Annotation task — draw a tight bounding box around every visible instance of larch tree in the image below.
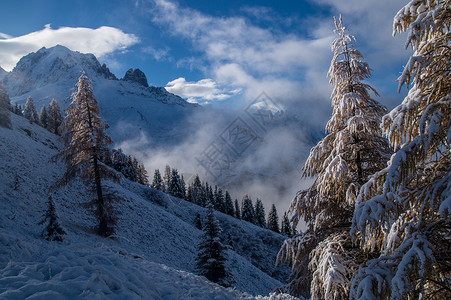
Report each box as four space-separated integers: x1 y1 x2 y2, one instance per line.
267 204 280 233
0 80 12 129
47 99 63 135
24 96 41 125
277 15 391 299
350 1 450 299
151 169 164 191
52 72 121 237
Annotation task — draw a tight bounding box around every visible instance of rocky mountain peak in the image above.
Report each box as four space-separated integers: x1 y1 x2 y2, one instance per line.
122 68 149 87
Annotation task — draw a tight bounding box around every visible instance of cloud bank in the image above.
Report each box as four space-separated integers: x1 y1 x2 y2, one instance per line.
0 24 139 71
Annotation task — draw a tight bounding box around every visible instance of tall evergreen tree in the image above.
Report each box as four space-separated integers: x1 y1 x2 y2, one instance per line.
47 99 63 135
277 16 391 299
281 212 292 237
0 80 12 129
52 72 121 237
39 196 66 242
163 165 171 191
39 105 48 128
196 204 233 287
151 169 164 191
267 204 280 233
13 103 23 116
180 174 186 199
351 2 451 299
213 186 225 213
254 198 266 228
168 169 184 199
24 96 41 125
189 175 205 206
234 199 241 219
241 194 255 224
195 212 203 230
224 191 234 216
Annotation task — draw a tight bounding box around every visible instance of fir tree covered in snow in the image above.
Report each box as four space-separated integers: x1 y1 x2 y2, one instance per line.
39 105 48 128
350 2 451 299
277 16 391 299
52 72 121 237
281 212 292 237
267 204 280 234
163 165 171 191
196 204 233 287
24 96 41 125
241 194 255 224
0 79 12 129
47 99 63 135
213 186 225 213
224 191 235 217
151 169 164 191
39 196 66 242
255 198 266 228
168 169 184 199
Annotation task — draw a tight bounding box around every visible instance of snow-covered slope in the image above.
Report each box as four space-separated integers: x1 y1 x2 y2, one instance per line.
0 114 292 298
2 45 199 145
0 66 6 80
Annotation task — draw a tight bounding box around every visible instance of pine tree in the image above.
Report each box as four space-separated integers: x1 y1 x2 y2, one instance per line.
52 72 121 237
213 186 225 213
24 96 41 125
234 199 241 219
241 194 255 224
39 105 48 128
151 169 164 191
0 80 12 129
254 198 266 228
277 16 391 299
180 174 186 199
267 204 279 233
163 165 171 191
281 212 292 237
351 2 451 299
195 212 203 230
196 204 233 287
168 169 184 198
224 191 235 216
47 99 63 135
189 175 205 206
13 103 23 116
39 196 66 242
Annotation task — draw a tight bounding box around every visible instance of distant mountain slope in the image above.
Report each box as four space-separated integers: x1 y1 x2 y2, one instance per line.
2 45 199 146
0 66 6 80
0 114 292 298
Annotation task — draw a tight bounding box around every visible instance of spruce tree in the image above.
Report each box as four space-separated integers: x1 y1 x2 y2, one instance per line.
163 165 171 191
47 99 63 135
224 191 234 216
39 105 48 128
241 194 255 224
39 196 66 242
195 212 203 230
213 186 225 213
13 103 23 116
0 80 12 129
234 199 241 219
267 204 279 233
52 72 121 237
351 2 451 299
196 204 233 287
151 169 164 191
254 198 266 228
168 169 184 198
24 96 41 125
281 212 292 237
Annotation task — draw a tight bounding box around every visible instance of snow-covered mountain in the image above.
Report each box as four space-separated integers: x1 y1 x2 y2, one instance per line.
2 45 198 145
0 113 294 298
0 66 6 80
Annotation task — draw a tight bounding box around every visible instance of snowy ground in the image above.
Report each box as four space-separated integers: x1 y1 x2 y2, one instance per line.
0 114 294 299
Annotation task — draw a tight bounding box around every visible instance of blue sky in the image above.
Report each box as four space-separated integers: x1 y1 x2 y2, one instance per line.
0 0 409 109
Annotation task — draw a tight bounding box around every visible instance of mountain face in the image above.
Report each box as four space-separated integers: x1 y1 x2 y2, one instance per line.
0 66 6 80
2 45 198 146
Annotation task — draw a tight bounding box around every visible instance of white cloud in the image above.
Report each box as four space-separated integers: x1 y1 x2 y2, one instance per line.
0 25 139 71
165 77 240 104
142 46 170 60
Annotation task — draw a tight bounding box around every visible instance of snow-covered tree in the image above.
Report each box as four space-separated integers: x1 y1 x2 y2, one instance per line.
13 103 23 116
168 169 184 199
39 105 48 128
277 15 391 299
241 194 255 224
0 80 12 129
350 2 451 299
255 198 266 228
24 96 41 125
52 72 121 237
281 212 292 237
47 99 63 135
196 204 233 287
224 191 235 216
39 195 66 242
151 169 164 191
267 204 280 233
213 186 225 213
163 165 171 191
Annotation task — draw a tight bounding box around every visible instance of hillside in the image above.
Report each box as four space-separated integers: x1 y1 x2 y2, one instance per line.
0 114 293 299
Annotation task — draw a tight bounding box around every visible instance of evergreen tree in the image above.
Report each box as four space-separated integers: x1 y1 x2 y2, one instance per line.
224 191 234 216
0 80 12 129
277 16 391 299
241 194 255 224
189 175 205 206
195 212 203 230
151 169 164 191
52 72 121 237
24 96 41 125
163 165 171 191
281 212 292 237
213 186 225 213
168 169 184 198
13 103 23 116
254 198 266 228
196 204 233 287
267 204 279 233
39 105 48 128
47 99 63 135
234 199 241 219
180 174 186 199
351 2 451 299
39 196 66 242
